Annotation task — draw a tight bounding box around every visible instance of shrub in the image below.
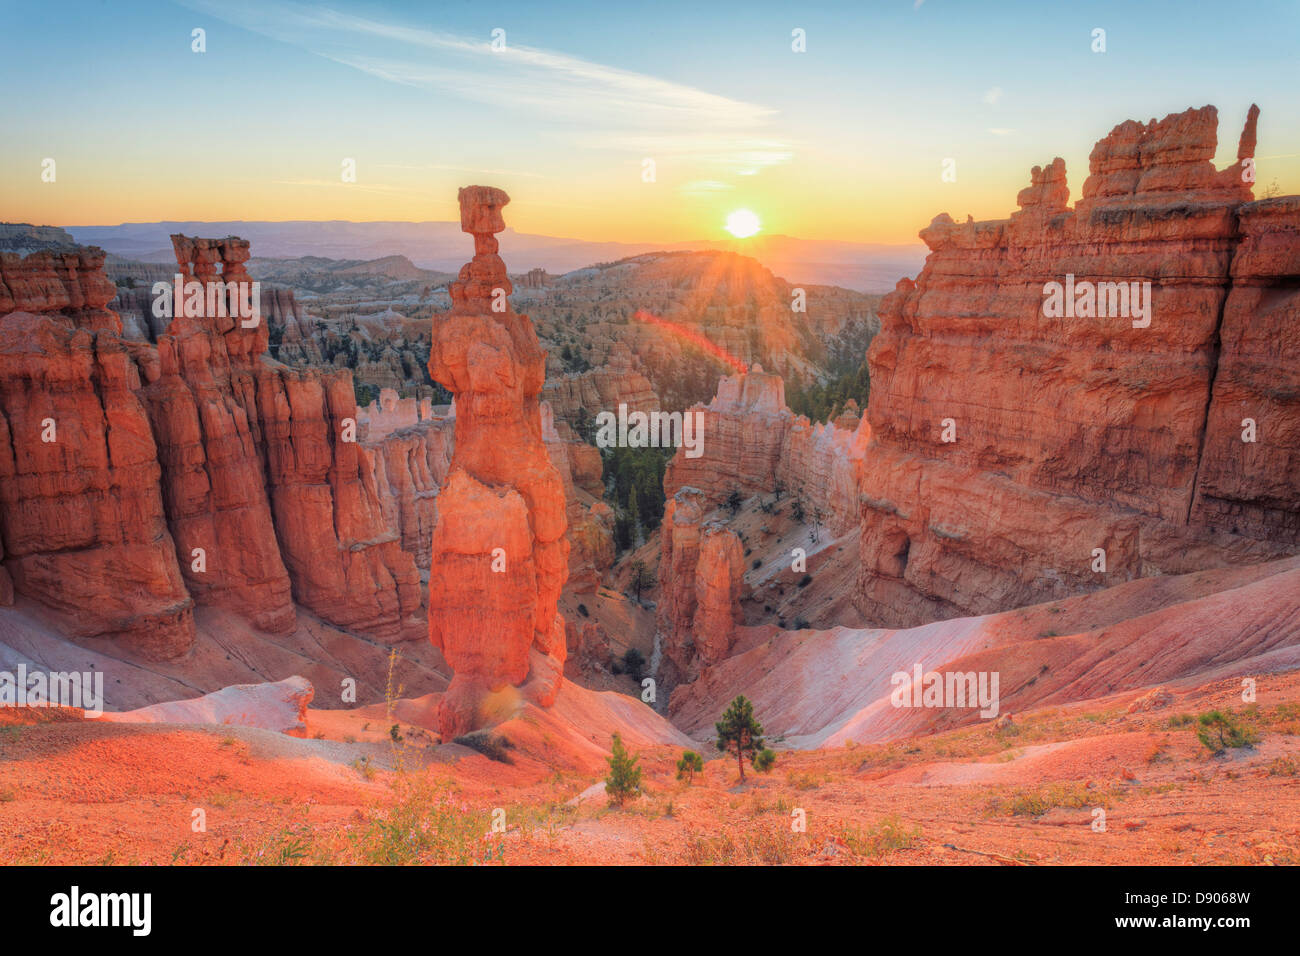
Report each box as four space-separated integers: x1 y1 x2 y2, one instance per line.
798 574 812 588
577 603 589 617
839 815 921 858
453 730 515 764
1196 710 1259 754
605 733 643 806
676 750 704 784
622 647 645 680
754 748 776 773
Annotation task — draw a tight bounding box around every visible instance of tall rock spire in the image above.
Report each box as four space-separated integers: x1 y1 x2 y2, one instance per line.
427 187 570 737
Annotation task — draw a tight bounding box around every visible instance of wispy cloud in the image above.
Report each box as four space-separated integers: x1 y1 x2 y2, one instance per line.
987 127 1016 136
184 0 788 173
982 86 1003 106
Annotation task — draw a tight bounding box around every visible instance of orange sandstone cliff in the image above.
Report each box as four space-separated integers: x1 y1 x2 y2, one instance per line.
856 104 1299 627
0 237 422 658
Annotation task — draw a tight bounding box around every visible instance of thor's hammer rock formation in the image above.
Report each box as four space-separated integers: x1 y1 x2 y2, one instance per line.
427 187 570 737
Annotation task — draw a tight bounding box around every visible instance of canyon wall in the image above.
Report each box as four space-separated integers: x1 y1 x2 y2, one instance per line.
656 487 745 693
356 387 436 441
541 402 616 592
363 413 454 572
356 395 612 589
657 367 866 691
0 248 195 657
664 364 869 536
426 187 570 737
541 341 659 429
0 238 422 658
855 105 1300 627
111 282 320 361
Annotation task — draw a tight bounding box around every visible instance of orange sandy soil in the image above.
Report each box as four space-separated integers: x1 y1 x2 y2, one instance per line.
1 672 1297 866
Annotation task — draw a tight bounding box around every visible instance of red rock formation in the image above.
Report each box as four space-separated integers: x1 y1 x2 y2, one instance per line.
0 236 423 654
565 619 613 672
665 365 788 502
144 235 421 640
0 247 120 332
261 287 323 365
255 363 422 638
542 341 659 429
541 401 614 591
856 105 1299 627
0 256 195 658
1191 195 1300 540
656 488 744 691
141 239 295 634
357 387 435 441
426 187 570 737
363 411 454 570
664 364 868 536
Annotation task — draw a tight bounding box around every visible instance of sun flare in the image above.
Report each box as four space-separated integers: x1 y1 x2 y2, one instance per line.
724 209 761 238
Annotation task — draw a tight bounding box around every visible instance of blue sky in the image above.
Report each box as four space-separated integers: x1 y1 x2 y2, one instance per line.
1 0 1296 242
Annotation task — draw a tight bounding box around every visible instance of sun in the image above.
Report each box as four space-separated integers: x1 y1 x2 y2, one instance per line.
724 209 761 238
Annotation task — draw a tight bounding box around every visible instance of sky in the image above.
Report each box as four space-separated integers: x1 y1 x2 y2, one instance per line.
1 0 1297 244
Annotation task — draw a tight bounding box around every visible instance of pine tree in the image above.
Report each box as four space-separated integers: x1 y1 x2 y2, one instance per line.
627 486 641 542
715 695 766 783
629 559 652 603
676 750 704 785
604 733 642 806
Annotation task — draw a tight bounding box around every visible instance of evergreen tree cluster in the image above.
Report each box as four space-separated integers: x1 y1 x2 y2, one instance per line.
559 343 592 374
785 313 877 424
785 355 871 424
601 445 672 552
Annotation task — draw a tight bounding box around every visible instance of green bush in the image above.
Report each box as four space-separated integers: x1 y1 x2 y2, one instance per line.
605 733 643 806
1196 710 1260 754
676 750 704 784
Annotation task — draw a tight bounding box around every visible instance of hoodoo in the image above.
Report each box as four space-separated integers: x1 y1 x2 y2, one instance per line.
426 187 571 738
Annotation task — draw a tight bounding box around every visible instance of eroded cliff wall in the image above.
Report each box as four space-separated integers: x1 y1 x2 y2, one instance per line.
0 238 422 657
855 105 1299 627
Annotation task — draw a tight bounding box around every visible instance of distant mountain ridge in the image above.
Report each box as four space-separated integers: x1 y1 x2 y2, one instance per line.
63 220 926 293
0 223 79 255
